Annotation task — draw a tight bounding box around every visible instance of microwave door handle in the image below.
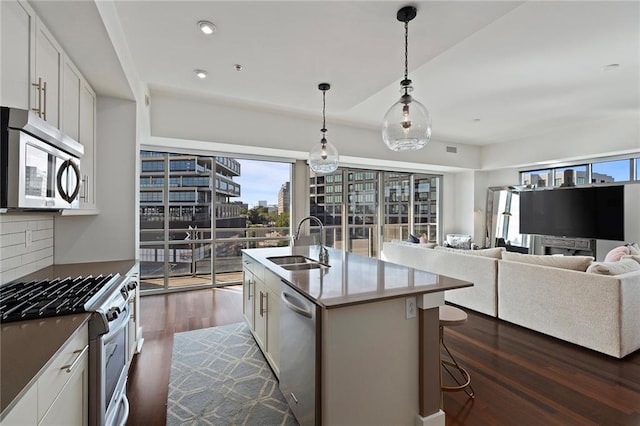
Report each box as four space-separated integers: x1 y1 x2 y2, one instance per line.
57 159 81 203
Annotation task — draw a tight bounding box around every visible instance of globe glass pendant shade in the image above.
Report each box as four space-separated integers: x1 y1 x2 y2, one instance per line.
309 138 339 174
382 92 432 151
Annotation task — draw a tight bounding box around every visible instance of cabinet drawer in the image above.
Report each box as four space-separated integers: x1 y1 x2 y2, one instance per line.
242 255 264 282
37 323 88 421
263 269 282 294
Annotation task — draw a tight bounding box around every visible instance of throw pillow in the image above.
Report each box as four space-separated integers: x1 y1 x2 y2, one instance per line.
419 234 429 244
627 243 640 256
604 246 630 262
445 234 472 249
502 252 594 272
622 254 640 264
407 234 420 243
586 258 640 275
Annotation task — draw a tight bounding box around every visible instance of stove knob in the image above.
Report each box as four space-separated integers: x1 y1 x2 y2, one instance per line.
127 281 138 291
106 307 119 322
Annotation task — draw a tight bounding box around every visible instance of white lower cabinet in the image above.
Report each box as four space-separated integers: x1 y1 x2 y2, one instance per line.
0 322 88 426
264 273 281 372
254 279 268 350
242 268 255 329
242 255 280 378
0 383 37 425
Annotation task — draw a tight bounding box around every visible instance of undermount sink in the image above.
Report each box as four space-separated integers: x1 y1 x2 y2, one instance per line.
267 255 330 271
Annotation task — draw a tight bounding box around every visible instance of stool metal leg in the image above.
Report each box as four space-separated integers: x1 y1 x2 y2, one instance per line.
440 327 475 399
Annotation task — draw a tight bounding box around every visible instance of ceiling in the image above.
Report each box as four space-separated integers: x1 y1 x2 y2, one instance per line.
32 1 640 148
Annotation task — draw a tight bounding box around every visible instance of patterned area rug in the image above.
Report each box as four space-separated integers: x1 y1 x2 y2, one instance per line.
167 322 298 425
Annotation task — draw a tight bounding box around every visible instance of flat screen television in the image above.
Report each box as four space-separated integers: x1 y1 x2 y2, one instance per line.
519 185 624 241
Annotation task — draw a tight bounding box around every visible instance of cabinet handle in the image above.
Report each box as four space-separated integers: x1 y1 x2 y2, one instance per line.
61 345 88 373
32 77 42 117
247 280 252 300
81 175 89 201
260 291 268 316
42 80 47 121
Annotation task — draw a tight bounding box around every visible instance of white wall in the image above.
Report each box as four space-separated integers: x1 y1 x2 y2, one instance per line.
54 97 137 264
148 88 482 173
481 113 640 170
0 214 54 284
454 171 475 238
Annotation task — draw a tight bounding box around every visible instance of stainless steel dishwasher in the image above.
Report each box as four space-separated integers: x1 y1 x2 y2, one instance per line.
280 282 320 426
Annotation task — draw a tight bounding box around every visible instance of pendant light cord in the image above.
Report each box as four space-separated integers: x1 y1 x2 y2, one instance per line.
321 89 327 135
404 20 409 82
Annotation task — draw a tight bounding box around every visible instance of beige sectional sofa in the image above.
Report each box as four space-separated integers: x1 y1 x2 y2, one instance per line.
498 255 640 358
381 241 502 317
382 241 640 358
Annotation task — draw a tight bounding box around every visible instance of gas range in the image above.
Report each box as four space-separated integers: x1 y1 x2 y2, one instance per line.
0 274 130 324
1 270 137 426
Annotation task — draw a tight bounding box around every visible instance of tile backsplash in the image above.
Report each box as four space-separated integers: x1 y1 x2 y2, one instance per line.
0 214 54 284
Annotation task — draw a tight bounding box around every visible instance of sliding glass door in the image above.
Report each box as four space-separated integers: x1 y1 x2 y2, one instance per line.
309 168 441 258
139 151 291 293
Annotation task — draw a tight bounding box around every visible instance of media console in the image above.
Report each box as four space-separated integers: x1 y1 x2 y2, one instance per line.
541 236 596 258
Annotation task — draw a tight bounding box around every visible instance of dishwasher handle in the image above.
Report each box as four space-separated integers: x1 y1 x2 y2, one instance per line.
281 291 313 318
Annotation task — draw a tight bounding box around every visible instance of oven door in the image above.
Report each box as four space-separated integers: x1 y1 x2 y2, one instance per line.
17 129 80 209
91 304 130 426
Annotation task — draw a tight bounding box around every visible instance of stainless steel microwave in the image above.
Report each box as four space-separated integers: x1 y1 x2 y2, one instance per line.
1 107 84 212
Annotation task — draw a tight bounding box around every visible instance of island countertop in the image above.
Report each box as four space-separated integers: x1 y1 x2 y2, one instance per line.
242 246 472 308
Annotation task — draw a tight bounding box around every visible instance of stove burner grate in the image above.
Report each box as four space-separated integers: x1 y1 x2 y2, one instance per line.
0 274 116 323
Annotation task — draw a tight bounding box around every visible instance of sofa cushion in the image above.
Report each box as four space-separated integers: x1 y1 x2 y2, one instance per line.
502 252 593 271
586 258 640 275
622 254 640 264
604 246 630 262
434 246 505 259
391 240 436 249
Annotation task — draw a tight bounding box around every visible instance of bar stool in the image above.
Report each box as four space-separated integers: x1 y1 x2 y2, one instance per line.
439 305 475 399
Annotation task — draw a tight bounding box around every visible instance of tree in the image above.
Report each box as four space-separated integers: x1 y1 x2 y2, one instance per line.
275 212 289 228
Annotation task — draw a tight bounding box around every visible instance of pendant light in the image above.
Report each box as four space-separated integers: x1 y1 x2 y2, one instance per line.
309 83 339 174
382 6 432 152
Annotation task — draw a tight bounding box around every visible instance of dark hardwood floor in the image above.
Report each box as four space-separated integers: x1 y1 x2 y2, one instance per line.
126 287 640 425
126 285 244 426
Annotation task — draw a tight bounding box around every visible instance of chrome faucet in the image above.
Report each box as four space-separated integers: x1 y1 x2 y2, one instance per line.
292 215 329 264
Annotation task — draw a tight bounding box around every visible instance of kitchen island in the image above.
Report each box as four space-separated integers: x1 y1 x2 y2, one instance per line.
242 246 472 426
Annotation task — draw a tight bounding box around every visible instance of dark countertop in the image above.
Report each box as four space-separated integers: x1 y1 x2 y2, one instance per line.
242 246 472 308
0 259 137 419
0 314 91 418
14 259 138 282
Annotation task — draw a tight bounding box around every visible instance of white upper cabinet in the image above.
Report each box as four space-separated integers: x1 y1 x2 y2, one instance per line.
78 81 96 209
33 18 63 128
0 0 35 109
1 0 99 213
62 58 81 141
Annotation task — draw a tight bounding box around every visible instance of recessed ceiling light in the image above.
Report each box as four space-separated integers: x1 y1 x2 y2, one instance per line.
603 63 620 71
472 118 481 122
198 20 216 35
194 69 208 79
234 64 243 71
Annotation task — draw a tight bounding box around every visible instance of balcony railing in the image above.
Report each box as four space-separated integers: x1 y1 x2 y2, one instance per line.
138 222 437 290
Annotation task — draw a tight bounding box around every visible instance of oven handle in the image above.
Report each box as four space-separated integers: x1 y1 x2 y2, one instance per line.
102 306 130 341
61 344 88 373
115 394 130 426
